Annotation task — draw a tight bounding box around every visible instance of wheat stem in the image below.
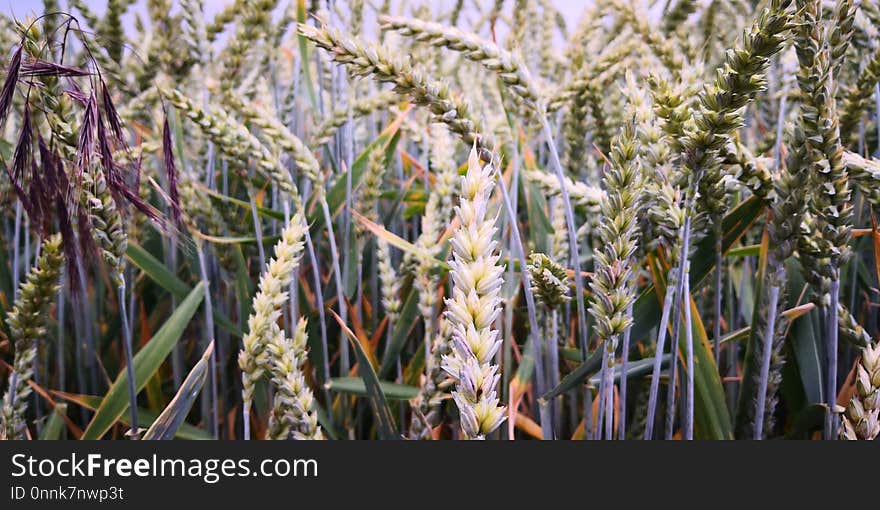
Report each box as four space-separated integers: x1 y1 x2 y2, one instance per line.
682 261 694 440
117 278 139 438
754 282 780 440
539 116 590 382
497 171 550 438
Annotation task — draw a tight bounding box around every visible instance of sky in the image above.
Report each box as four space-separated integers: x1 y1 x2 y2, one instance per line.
3 1 590 29
1 0 608 61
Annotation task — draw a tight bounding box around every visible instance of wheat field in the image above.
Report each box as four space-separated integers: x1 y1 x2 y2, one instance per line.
0 0 878 441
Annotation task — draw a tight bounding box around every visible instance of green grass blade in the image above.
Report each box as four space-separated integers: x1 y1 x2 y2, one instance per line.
127 243 241 337
195 184 286 221
327 377 419 400
784 403 826 439
193 232 280 246
332 311 399 439
539 347 604 402
127 242 190 296
587 355 671 385
735 227 769 438
682 293 733 439
353 210 450 270
142 342 214 440
295 0 320 110
377 287 419 379
38 403 68 440
786 259 824 405
54 392 212 440
81 283 205 439
525 180 552 254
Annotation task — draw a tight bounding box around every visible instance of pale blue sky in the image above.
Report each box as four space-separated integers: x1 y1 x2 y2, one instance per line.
2 0 607 56
3 1 591 27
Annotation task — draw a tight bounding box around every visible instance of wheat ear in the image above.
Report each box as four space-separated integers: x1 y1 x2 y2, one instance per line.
266 318 323 440
793 0 853 440
297 23 496 162
839 343 880 440
238 213 307 439
0 234 64 440
589 116 643 439
380 15 541 107
161 87 298 200
441 146 506 439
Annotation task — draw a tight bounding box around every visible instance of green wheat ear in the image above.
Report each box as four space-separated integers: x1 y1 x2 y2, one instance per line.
81 166 127 286
266 318 323 440
380 15 542 108
239 213 308 438
161 87 300 202
1 234 64 440
297 22 497 162
589 116 642 343
527 252 570 311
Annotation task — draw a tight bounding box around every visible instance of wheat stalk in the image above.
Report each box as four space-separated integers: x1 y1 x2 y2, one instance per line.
589 115 643 439
748 127 808 439
224 90 322 201
793 0 853 440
